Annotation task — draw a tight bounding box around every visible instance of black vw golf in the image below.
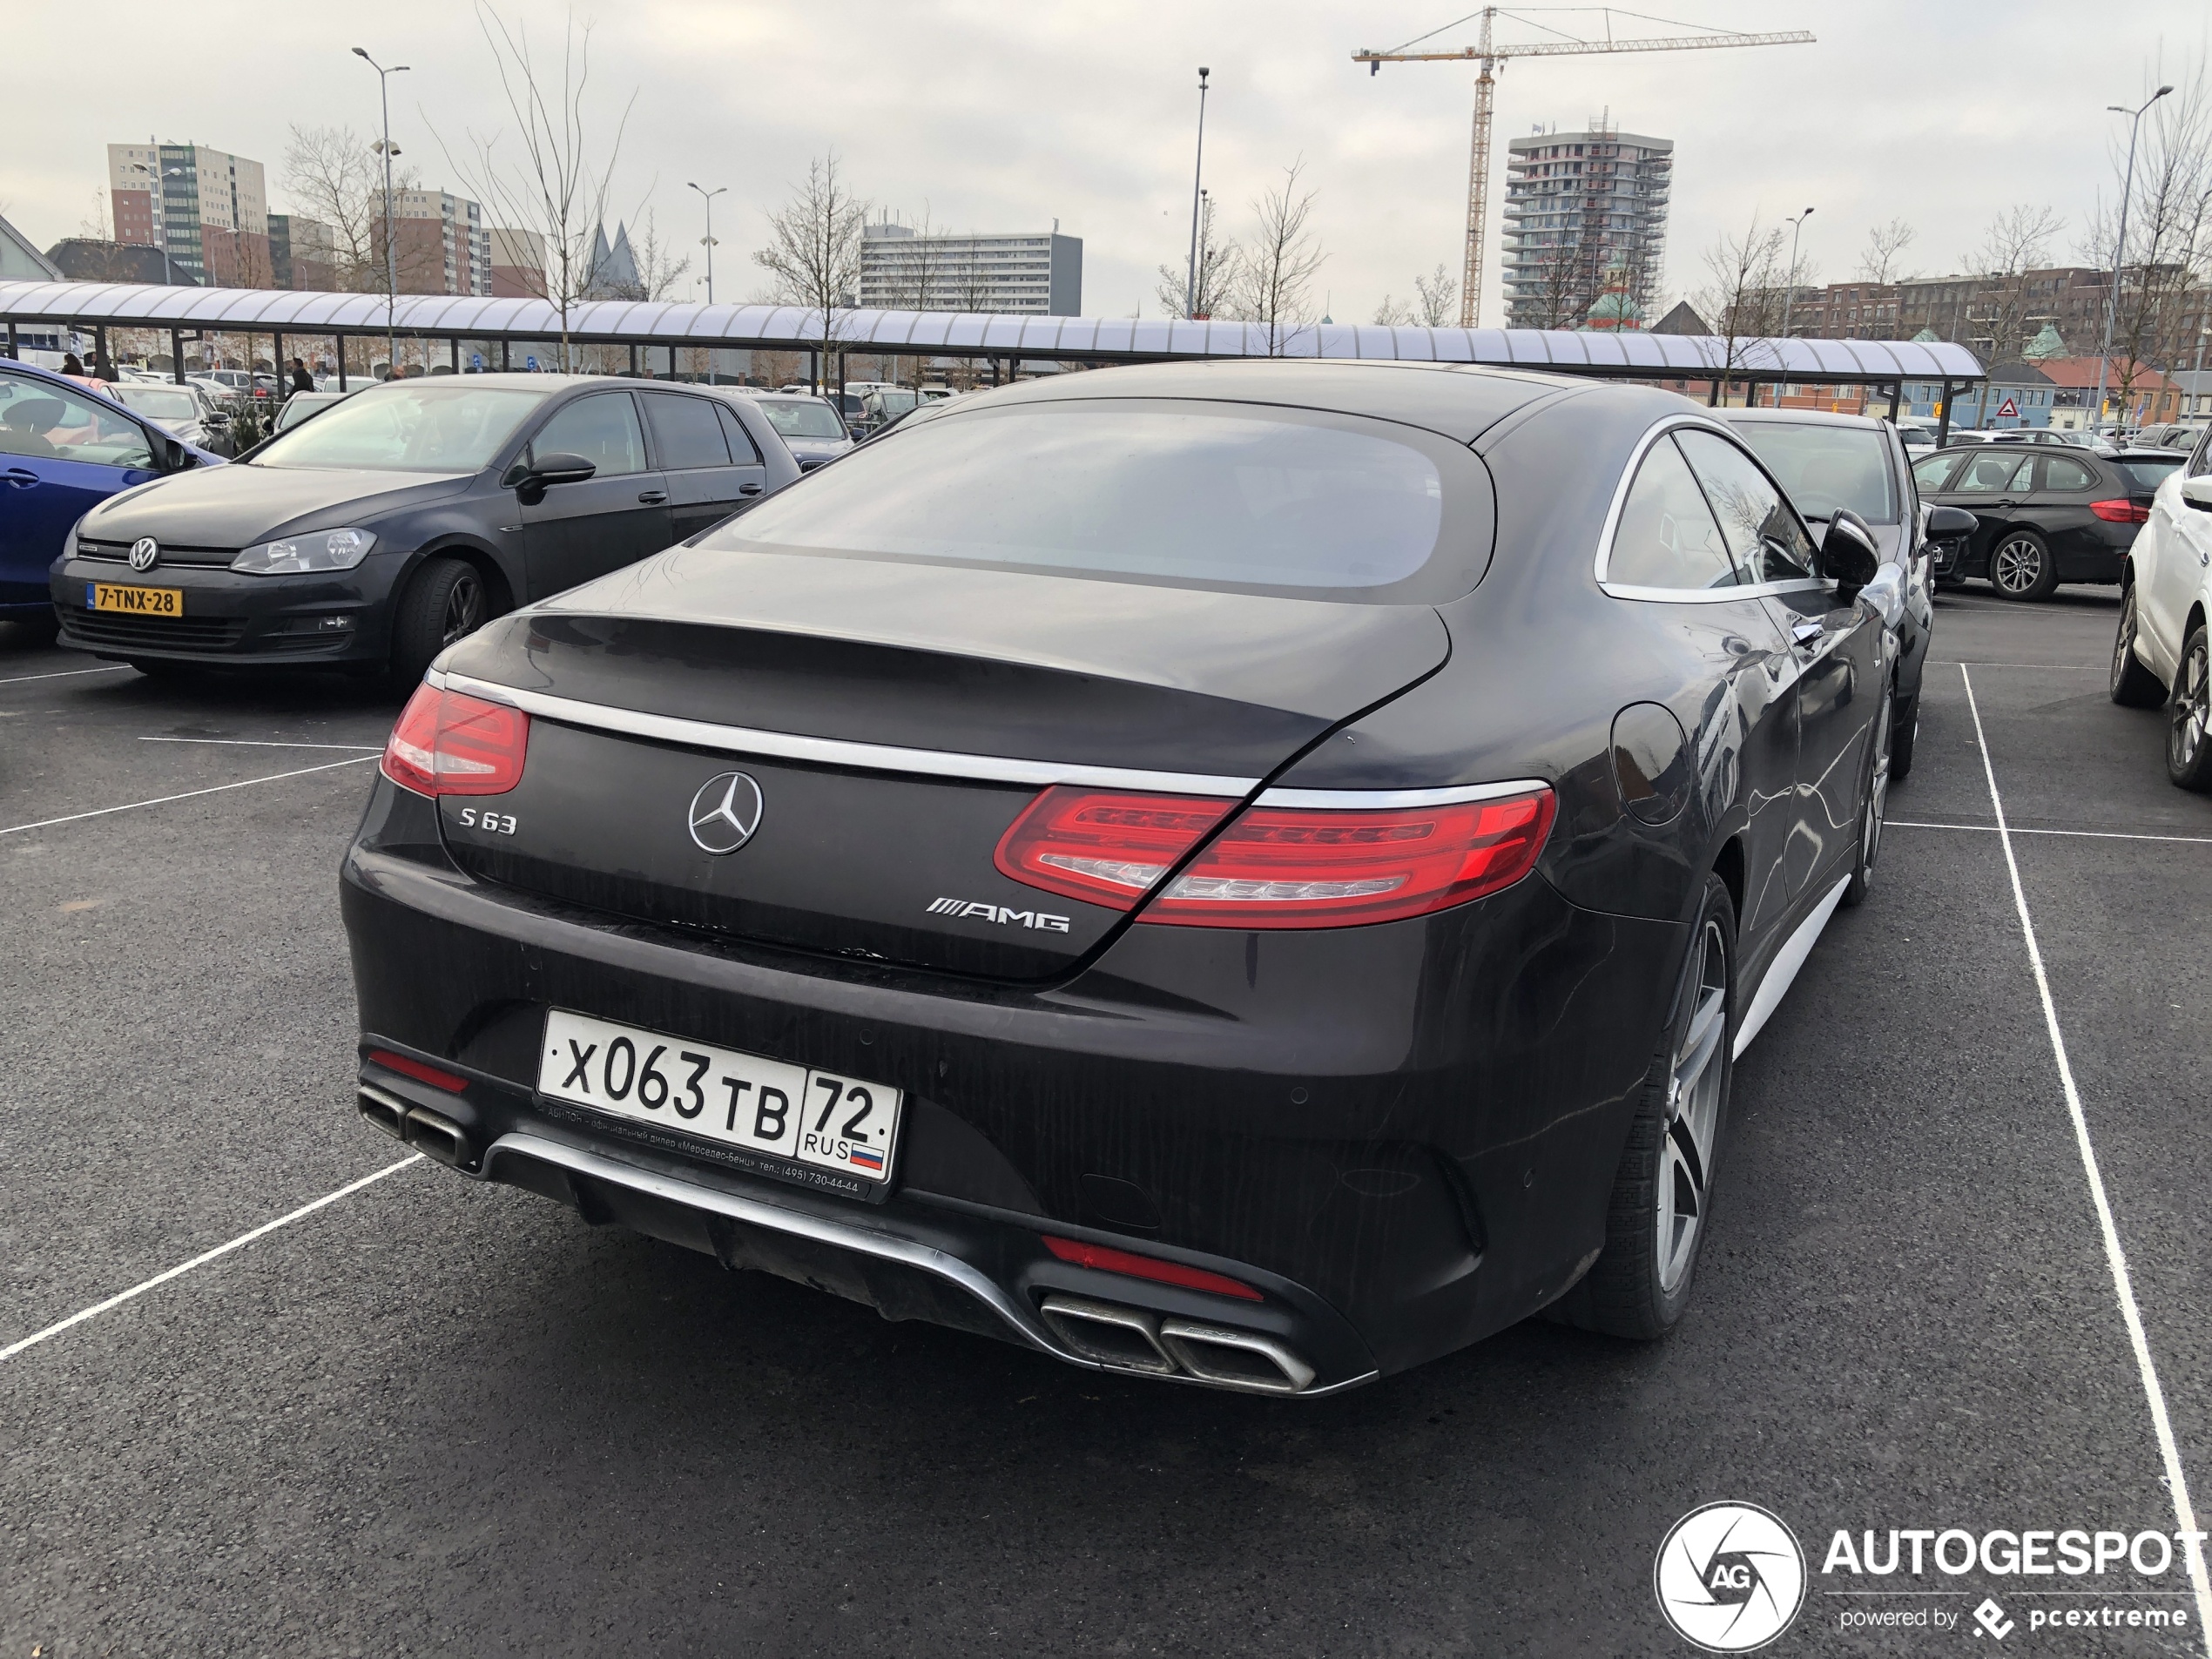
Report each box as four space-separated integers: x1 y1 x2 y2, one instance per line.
52 374 799 686
342 361 1894 1395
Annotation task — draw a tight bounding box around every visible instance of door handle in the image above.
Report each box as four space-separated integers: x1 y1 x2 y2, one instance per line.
637 489 668 504
738 483 763 496
1791 621 1824 646
3 468 37 488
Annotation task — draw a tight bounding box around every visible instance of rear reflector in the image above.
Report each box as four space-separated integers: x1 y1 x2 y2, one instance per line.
994 785 1556 928
2090 498 2151 523
1041 1235 1263 1301
381 685 529 797
368 1048 469 1093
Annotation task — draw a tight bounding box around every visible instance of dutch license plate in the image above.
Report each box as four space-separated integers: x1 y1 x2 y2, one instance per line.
87 581 184 617
536 1009 902 1189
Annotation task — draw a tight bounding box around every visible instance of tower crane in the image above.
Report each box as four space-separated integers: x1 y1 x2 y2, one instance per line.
1354 9 1815 327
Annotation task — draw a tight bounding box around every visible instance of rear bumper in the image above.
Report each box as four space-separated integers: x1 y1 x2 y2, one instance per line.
341 780 1683 1387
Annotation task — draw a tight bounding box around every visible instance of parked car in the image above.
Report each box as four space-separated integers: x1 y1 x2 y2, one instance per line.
343 361 1898 1395
52 374 799 686
101 381 233 455
1724 408 1966 779
854 386 920 435
2138 421 2206 452
273 388 356 433
1910 443 2182 599
2110 428 2212 790
0 357 225 634
737 392 853 469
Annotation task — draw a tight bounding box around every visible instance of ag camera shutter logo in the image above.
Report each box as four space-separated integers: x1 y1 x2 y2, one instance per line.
1655 1502 1807 1652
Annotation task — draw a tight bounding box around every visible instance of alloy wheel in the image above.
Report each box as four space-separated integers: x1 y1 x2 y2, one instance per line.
442 571 486 647
1992 536 2043 597
2114 590 2139 684
2175 639 2209 773
1656 918 1729 1294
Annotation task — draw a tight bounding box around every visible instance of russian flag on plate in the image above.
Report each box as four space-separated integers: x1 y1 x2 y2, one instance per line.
848 1144 885 1173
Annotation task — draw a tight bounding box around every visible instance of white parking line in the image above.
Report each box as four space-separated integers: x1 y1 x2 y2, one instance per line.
0 754 377 838
1928 661 2102 671
0 664 133 686
1890 820 2212 846
1961 663 2212 1649
139 736 384 752
0 1154 422 1364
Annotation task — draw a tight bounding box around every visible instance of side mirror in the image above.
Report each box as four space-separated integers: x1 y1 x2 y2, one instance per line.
1820 508 1880 598
2182 476 2212 514
1924 504 1978 540
504 450 596 503
162 437 191 471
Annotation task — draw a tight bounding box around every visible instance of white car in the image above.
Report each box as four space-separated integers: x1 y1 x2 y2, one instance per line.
2110 429 2212 789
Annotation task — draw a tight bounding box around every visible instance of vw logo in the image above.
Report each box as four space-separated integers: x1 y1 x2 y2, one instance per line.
686 771 764 855
128 537 160 572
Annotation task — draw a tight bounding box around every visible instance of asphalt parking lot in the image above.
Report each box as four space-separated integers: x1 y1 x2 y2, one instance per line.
3 589 2208 1656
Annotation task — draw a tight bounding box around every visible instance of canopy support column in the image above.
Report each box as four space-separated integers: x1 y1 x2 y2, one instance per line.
502 339 511 371
170 329 184 384
628 341 639 376
4 320 17 360
336 336 347 392
1936 381 1953 448
451 337 461 374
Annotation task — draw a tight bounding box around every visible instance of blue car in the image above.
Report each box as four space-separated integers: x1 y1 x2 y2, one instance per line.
0 357 225 631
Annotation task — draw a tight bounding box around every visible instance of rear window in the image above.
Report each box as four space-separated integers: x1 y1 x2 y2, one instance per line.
702 399 1487 602
2118 456 2182 492
758 400 847 439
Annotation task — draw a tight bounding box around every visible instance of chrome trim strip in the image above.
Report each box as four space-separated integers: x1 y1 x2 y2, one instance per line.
482 1131 1077 1360
1601 577 1830 605
1253 779 1548 810
439 672 1263 796
1732 873 1851 1059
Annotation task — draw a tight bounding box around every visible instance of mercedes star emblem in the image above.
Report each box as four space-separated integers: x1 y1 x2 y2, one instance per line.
128 537 160 572
686 770 764 855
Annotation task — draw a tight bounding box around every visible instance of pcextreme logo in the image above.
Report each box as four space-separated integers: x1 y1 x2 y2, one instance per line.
1655 1502 1809 1652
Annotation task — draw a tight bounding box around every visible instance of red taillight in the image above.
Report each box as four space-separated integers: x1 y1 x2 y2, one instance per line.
2090 498 2151 523
994 786 1238 908
993 785 1556 929
381 685 529 797
1041 1234 1263 1301
368 1049 469 1092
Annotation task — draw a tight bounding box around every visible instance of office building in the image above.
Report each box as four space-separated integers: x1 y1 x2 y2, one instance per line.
859 221 1082 315
1499 122 1671 330
107 140 270 287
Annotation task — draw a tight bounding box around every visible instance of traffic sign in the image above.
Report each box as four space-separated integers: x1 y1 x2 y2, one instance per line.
471 353 483 370
1995 395 2019 419
524 354 539 371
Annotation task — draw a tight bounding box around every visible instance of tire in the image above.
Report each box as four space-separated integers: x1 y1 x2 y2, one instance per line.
2110 583 2168 707
1988 529 2059 601
388 556 491 693
1889 691 1919 783
1553 873 1737 1340
2168 623 2212 792
1843 678 1893 908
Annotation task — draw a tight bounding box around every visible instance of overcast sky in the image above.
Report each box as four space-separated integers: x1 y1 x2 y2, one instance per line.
5 1 2207 329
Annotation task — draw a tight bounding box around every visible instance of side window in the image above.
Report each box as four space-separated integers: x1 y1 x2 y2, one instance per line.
1675 428 1817 583
2042 455 2096 492
1606 435 1742 590
530 393 644 477
1912 453 1965 492
642 392 732 471
0 374 153 469
713 401 763 465
2189 430 2212 479
1952 451 2036 495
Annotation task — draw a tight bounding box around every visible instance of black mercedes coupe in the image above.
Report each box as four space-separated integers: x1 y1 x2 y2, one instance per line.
341 361 1894 1396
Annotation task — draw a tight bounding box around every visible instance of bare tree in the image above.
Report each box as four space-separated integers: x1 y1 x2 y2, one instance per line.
1690 213 1790 398
752 153 869 391
1372 293 1416 326
886 204 946 314
1960 205 2062 422
627 210 691 301
1856 218 1918 285
1157 191 1238 319
1413 262 1458 327
435 2 636 371
1231 160 1327 354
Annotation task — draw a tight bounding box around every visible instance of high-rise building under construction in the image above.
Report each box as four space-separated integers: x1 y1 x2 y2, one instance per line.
1499 123 1672 330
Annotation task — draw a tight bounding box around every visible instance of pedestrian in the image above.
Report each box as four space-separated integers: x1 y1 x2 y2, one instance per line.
290 357 314 393
61 352 84 375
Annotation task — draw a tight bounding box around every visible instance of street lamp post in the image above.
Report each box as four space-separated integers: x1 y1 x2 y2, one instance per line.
2194 322 2210 417
1184 67 1211 320
1779 206 1814 338
353 47 410 380
688 182 726 306
2093 84 2173 435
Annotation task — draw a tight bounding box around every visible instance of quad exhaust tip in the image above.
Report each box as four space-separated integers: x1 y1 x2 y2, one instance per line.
1039 1294 1314 1395
358 1084 475 1170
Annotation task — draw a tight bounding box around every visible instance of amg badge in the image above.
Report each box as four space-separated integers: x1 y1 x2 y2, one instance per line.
927 898 1071 933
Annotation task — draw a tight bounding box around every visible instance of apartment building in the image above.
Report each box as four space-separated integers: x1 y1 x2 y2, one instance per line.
372 189 493 297
1499 123 1671 329
107 140 269 287
489 227 546 300
858 221 1082 315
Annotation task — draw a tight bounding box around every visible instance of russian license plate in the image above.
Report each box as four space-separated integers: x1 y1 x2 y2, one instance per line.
86 581 184 617
536 1009 902 1192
